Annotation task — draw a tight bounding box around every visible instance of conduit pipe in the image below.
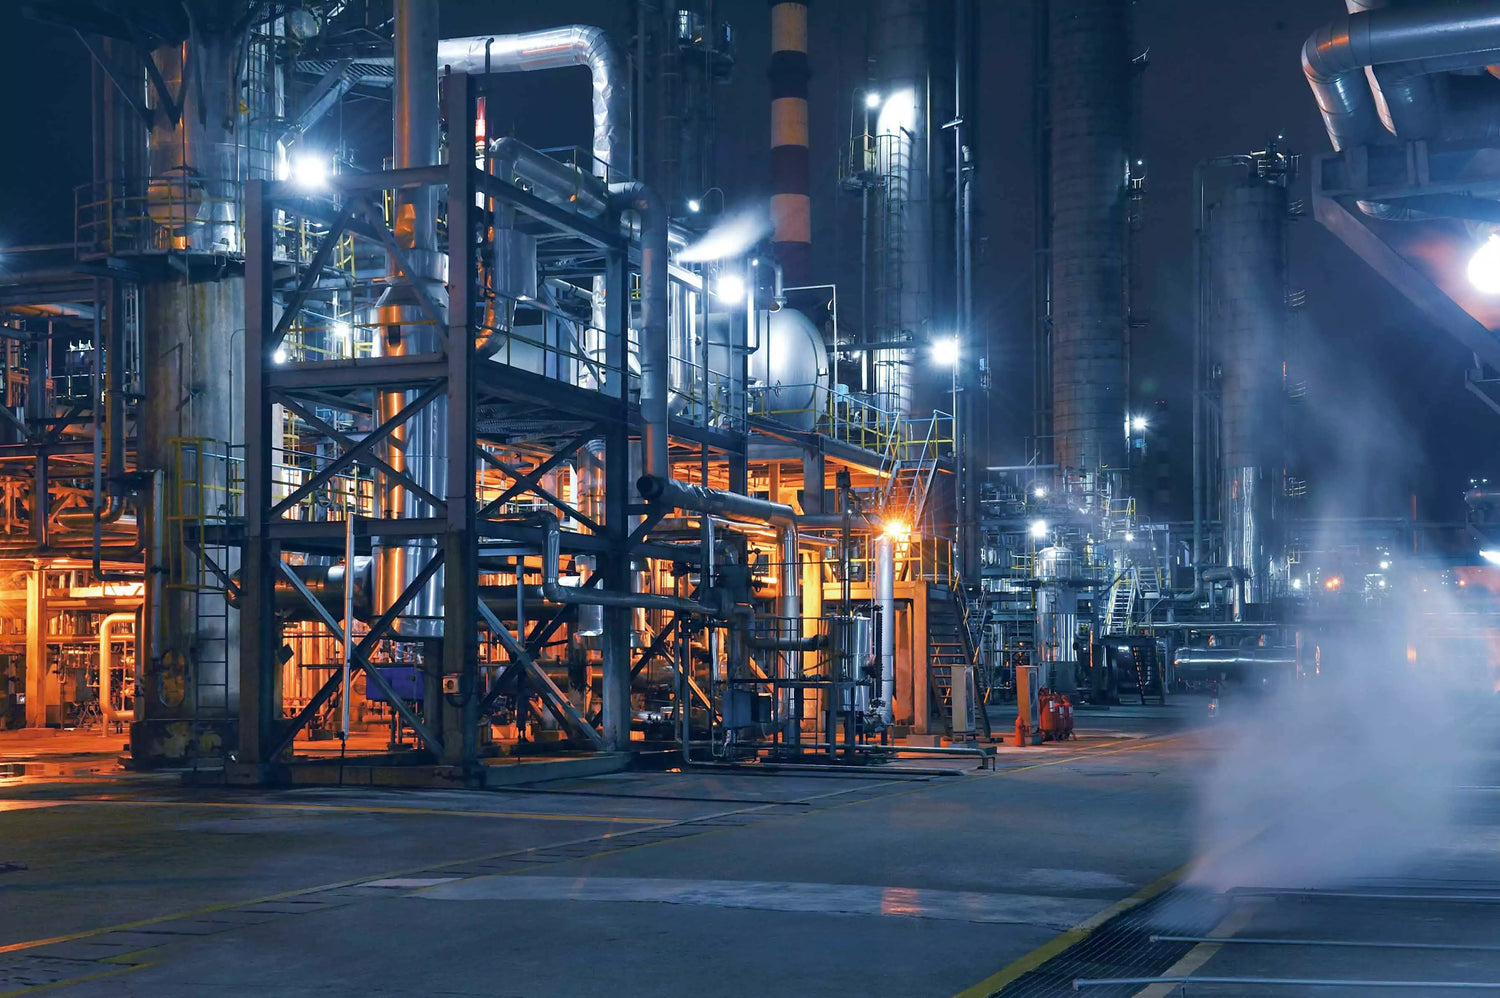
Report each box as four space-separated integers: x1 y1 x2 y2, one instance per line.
637 475 804 737
1303 1 1500 152
1172 565 1240 604
529 511 721 615
613 182 671 480
97 611 134 734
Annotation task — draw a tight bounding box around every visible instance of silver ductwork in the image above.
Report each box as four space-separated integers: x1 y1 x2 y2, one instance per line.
1303 0 1500 153
1049 0 1130 473
435 27 628 178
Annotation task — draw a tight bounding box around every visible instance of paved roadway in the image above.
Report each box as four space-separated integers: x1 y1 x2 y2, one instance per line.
0 698 1493 997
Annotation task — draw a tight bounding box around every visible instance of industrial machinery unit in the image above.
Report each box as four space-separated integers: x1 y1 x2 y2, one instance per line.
0 0 988 777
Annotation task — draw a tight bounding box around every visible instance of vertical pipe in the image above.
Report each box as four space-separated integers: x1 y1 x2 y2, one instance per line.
97 612 134 734
376 0 448 642
770 1 813 283
780 523 801 744
875 533 896 726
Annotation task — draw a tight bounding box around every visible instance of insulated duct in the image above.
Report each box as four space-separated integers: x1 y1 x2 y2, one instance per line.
430 27 627 178
1303 0 1500 152
1048 0 1130 473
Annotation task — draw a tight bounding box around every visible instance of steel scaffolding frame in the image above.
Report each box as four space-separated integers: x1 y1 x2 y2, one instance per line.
236 74 655 780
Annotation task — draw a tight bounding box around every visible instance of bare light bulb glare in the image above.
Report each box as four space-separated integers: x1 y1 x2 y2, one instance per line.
290 152 328 190
1029 519 1049 540
1131 415 1148 432
714 274 746 305
929 336 960 367
1469 235 1500 293
687 198 702 213
865 91 882 109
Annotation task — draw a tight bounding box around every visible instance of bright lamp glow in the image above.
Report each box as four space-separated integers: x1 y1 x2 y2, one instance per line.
877 89 917 138
929 336 960 367
687 198 702 213
1470 235 1500 294
273 347 288 364
1124 531 1135 543
1131 415 1149 432
1029 519 1049 540
1292 578 1303 590
714 274 746 305
290 152 328 189
865 91 882 109
1033 486 1047 499
882 519 910 541
1481 549 1500 566
331 320 351 340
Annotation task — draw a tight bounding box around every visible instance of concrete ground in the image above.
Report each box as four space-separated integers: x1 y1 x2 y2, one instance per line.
0 697 1493 997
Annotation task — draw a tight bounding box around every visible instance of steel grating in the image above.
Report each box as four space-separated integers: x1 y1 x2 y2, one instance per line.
989 887 1228 998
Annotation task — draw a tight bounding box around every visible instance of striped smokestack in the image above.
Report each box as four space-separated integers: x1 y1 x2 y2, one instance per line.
769 0 812 282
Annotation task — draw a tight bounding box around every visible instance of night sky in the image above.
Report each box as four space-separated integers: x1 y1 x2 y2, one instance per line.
0 0 1491 521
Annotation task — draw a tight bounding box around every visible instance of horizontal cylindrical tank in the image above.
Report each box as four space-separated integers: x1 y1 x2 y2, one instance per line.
748 307 830 431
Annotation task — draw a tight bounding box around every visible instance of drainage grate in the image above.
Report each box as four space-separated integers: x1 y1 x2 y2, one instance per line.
990 888 1228 998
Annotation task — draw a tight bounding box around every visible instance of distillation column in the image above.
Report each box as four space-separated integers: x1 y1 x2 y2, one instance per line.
769 1 812 283
134 18 278 761
871 0 931 415
1048 0 1130 475
1209 152 1290 612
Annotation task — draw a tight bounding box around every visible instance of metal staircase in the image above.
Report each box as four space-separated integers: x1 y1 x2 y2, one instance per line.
881 417 942 528
925 584 992 738
1105 570 1138 635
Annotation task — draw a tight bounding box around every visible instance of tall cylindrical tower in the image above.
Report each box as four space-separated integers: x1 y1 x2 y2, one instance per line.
871 0 931 415
1048 0 1130 474
769 0 812 282
1209 149 1291 610
134 14 280 758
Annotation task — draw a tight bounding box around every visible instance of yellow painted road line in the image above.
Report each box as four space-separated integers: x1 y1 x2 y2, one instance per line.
951 865 1186 998
1131 905 1259 998
0 782 913 959
0 961 153 998
29 797 661 824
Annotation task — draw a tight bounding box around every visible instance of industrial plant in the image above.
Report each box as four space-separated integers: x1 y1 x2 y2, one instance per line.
2 0 1500 994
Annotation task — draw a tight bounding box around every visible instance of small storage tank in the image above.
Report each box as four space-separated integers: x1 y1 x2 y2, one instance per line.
748 307 830 431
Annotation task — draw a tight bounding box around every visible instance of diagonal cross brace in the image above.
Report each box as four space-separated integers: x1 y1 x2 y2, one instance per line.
477 446 601 532
268 210 354 353
477 428 599 520
477 600 605 750
277 560 443 756
268 552 445 758
272 386 447 516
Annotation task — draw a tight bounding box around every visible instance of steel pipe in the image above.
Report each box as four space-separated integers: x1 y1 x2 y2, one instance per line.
613 183 670 479
528 510 719 615
1303 1 1500 151
96 611 134 734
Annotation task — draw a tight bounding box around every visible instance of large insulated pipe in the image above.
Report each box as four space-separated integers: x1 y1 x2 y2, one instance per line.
400 28 627 179
1303 0 1500 151
613 182 671 480
1049 0 1130 475
769 1 812 283
874 533 896 726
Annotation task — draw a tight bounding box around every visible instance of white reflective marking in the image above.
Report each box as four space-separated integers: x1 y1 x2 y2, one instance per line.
416 876 1108 928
